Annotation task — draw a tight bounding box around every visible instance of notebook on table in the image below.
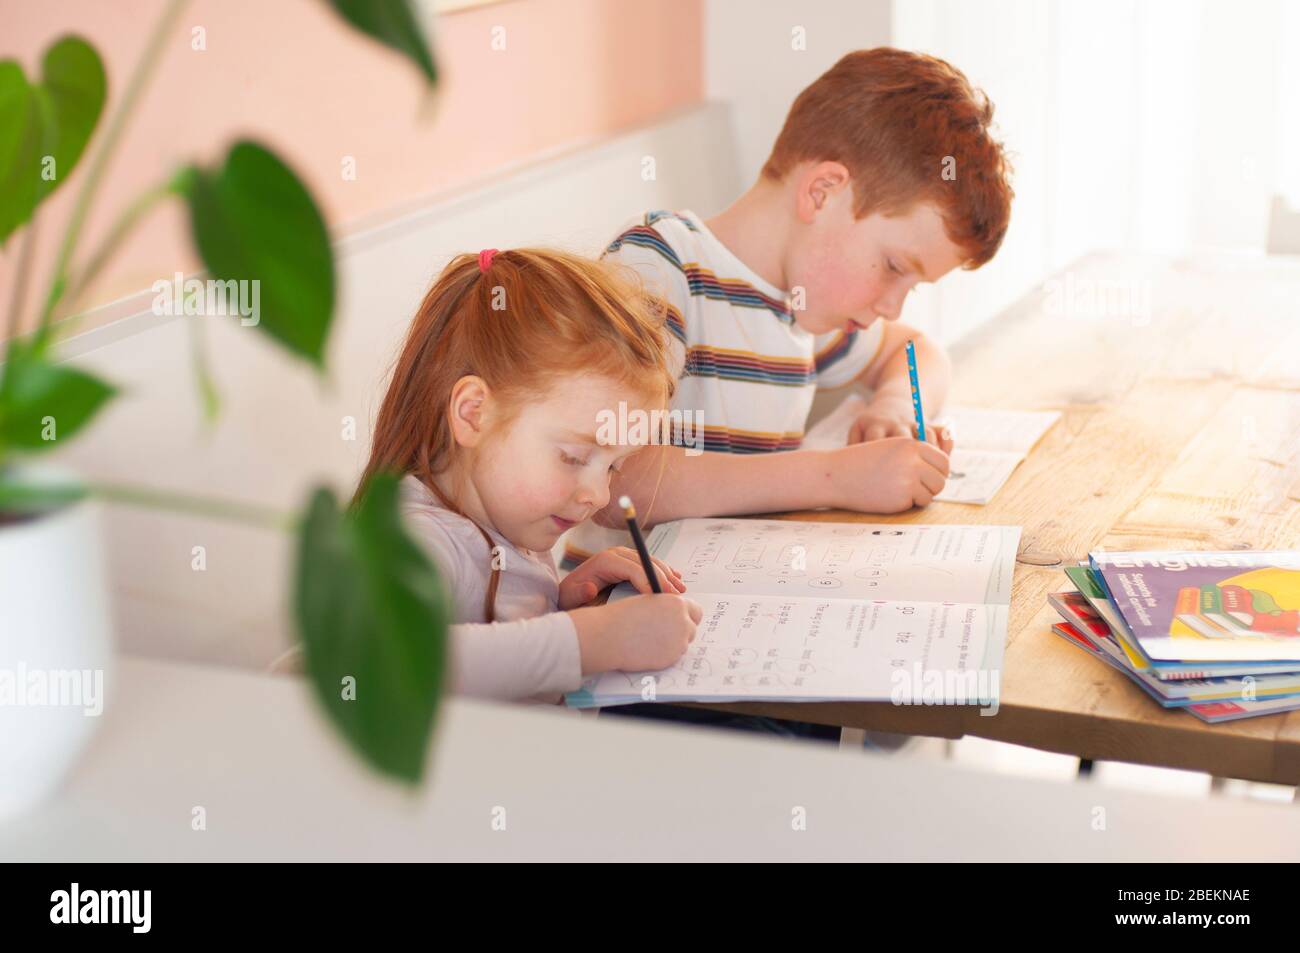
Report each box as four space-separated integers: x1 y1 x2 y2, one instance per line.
566 518 1022 709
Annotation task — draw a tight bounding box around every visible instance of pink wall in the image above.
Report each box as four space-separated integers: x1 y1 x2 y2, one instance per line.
0 0 704 333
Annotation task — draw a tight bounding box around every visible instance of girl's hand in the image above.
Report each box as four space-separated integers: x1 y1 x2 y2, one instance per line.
558 546 686 609
570 594 702 674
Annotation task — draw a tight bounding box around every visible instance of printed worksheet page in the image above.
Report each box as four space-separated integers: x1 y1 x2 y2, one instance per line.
566 520 1021 707
645 518 1019 606
570 594 1007 704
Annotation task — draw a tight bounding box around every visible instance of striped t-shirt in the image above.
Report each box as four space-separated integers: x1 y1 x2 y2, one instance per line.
563 209 885 569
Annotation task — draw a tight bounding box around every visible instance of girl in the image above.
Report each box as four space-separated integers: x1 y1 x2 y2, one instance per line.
357 248 701 704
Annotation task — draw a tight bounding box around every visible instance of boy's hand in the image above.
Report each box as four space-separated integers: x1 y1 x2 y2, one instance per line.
571 594 702 674
828 436 950 512
849 399 953 454
558 546 686 609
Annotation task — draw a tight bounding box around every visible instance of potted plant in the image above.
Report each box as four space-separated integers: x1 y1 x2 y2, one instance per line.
0 0 450 819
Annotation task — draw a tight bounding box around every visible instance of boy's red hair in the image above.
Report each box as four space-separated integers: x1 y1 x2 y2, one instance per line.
762 47 1013 268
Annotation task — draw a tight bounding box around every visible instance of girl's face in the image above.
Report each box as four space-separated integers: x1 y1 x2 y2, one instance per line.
461 373 660 553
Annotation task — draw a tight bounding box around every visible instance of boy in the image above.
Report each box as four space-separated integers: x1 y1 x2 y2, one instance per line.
567 47 1013 568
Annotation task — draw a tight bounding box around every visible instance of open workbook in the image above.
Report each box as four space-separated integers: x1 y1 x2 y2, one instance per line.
567 518 1022 708
801 395 1061 504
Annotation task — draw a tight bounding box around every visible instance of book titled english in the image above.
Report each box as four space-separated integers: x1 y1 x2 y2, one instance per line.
1091 550 1300 662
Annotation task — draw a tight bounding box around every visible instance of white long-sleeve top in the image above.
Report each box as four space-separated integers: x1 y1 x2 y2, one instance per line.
399 475 583 704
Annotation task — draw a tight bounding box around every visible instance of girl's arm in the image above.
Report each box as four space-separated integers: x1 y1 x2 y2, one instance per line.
404 500 584 700
452 598 700 698
448 614 583 700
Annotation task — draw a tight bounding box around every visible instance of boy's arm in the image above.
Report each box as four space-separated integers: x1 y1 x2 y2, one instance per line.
598 432 951 528
852 321 952 439
599 444 838 527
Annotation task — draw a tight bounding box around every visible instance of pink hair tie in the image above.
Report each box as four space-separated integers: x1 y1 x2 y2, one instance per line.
478 248 499 273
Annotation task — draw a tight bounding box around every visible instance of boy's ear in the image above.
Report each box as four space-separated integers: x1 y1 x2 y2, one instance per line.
448 375 492 448
795 161 852 223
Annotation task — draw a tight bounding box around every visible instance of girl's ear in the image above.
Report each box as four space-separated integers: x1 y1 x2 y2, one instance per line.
448 375 492 448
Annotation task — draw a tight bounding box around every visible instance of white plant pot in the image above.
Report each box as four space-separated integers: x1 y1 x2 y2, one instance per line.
0 479 114 819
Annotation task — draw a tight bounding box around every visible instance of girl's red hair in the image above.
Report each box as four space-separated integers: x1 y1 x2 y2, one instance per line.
357 248 675 505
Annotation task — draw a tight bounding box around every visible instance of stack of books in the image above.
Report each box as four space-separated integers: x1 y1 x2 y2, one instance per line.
1047 550 1300 723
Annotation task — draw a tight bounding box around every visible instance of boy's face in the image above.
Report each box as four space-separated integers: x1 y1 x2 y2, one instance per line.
786 198 969 336
469 374 659 553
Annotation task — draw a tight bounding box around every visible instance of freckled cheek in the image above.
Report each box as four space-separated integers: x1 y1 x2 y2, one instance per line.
515 466 578 519
808 260 878 315
840 270 887 314
477 461 553 524
797 264 838 317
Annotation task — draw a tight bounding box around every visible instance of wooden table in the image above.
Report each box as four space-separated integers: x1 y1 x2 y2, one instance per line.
710 251 1300 785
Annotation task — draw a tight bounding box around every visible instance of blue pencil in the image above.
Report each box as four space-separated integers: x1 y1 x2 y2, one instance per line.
905 339 926 442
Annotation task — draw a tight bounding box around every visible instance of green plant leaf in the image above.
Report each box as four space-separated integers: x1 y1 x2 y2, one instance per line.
295 473 449 784
0 36 106 244
0 63 40 243
179 141 335 368
0 341 116 454
325 0 437 85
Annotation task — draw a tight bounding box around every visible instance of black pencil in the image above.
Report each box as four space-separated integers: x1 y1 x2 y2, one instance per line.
619 495 661 594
